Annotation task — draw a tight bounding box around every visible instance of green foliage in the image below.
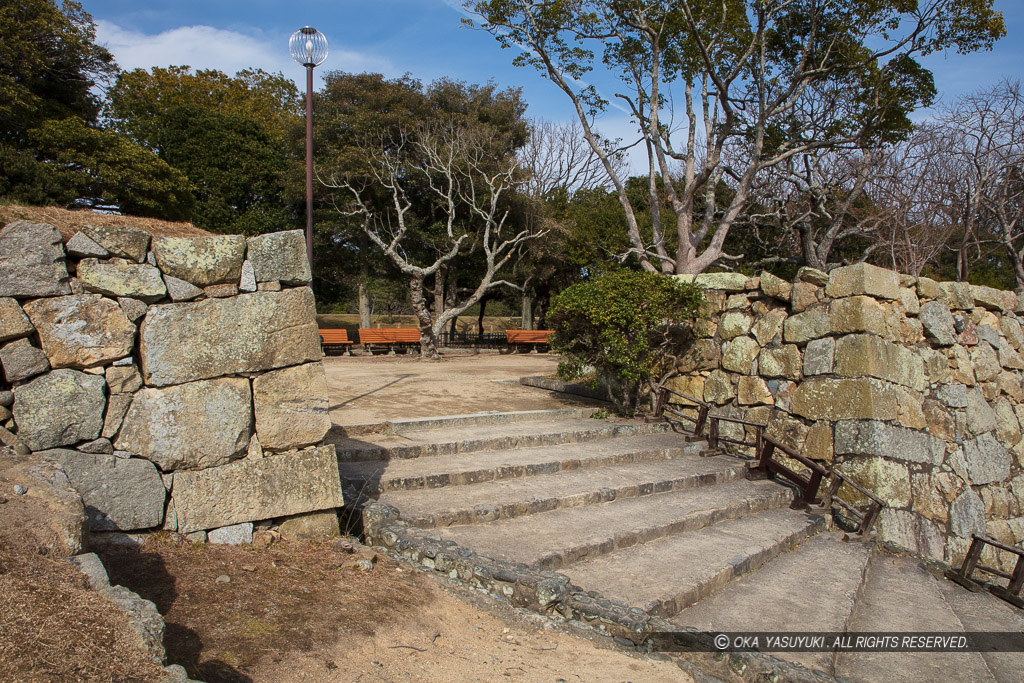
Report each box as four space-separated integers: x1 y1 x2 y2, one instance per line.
0 0 116 145
26 117 194 219
154 104 291 234
548 270 705 416
104 66 301 230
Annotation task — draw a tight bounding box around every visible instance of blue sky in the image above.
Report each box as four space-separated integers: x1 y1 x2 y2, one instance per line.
85 0 1024 148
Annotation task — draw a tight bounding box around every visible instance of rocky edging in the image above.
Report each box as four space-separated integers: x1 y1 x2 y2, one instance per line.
357 497 836 683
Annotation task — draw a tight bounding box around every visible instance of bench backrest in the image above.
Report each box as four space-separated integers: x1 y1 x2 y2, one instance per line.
506 329 553 344
319 329 352 344
358 328 421 344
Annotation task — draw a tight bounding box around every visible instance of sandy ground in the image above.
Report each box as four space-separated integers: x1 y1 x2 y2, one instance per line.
324 353 602 425
252 569 689 683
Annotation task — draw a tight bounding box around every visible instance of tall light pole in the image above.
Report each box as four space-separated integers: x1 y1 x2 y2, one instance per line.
289 26 328 278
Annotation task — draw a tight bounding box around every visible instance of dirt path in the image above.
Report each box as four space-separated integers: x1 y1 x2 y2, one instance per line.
324 353 602 425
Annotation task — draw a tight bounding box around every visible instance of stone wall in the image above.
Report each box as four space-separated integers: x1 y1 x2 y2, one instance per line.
670 265 1024 572
0 220 343 540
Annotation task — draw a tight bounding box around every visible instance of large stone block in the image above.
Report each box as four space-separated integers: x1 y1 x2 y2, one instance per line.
1000 317 1024 350
971 284 1014 312
170 445 344 533
0 338 50 382
965 387 997 435
139 288 320 386
721 336 760 374
825 263 900 300
737 376 773 405
919 300 957 346
151 235 247 287
783 306 829 344
834 334 925 391
76 258 166 303
971 343 1001 382
40 449 165 531
719 311 753 340
828 296 889 337
834 420 945 465
115 377 252 471
796 267 829 286
23 294 135 369
253 362 331 451
879 509 945 561
916 276 945 301
838 456 911 508
751 309 786 346
703 370 735 404
758 345 802 380
790 281 821 313
278 511 340 542
82 224 150 263
673 272 750 292
940 281 974 310
0 221 71 298
247 230 311 285
803 337 835 376
666 374 705 404
0 298 34 342
676 338 721 373
950 489 987 538
790 378 898 421
13 369 106 451
759 271 792 301
963 432 1011 485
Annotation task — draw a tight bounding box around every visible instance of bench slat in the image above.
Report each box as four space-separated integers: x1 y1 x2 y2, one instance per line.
359 328 421 344
506 330 553 344
318 329 352 344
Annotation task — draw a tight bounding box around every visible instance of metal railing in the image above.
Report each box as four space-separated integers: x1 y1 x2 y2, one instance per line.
437 332 508 348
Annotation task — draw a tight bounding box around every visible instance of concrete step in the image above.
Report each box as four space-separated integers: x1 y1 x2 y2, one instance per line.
562 508 827 618
671 532 874 675
334 408 595 436
836 553 998 682
432 477 795 570
380 455 747 529
340 431 708 493
934 566 1024 683
327 416 673 462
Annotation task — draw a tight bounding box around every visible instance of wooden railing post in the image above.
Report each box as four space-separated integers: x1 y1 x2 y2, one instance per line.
694 405 708 437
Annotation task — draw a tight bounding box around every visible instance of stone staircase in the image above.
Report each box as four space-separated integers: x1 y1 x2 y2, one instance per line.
331 409 1024 682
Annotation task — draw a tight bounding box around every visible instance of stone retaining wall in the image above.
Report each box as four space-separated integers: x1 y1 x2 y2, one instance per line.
670 265 1024 571
0 220 343 539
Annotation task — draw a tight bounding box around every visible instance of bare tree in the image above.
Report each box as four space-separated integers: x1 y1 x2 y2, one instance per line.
944 80 1024 287
750 147 885 271
471 0 1004 274
518 118 625 198
327 122 544 358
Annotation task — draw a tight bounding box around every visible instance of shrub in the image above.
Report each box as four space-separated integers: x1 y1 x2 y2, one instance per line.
548 270 705 416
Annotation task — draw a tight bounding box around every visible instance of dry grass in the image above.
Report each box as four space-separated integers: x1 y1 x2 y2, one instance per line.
0 468 165 682
97 535 432 682
0 202 212 241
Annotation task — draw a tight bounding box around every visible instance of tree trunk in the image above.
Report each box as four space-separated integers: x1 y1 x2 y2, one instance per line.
477 295 489 339
358 233 372 328
433 265 446 319
521 293 534 330
409 273 438 359
358 282 371 329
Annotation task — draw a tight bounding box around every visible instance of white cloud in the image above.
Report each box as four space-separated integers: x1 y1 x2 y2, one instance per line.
95 20 395 88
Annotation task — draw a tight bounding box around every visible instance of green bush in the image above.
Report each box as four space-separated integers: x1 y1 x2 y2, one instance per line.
548 270 705 416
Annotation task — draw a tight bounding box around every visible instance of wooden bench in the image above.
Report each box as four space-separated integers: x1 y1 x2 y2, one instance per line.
506 329 553 352
358 328 421 354
318 329 354 355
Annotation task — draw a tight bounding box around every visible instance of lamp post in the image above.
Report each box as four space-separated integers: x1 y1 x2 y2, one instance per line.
289 26 328 278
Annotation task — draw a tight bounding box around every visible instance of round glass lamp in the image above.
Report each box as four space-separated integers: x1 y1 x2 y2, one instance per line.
289 26 328 67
